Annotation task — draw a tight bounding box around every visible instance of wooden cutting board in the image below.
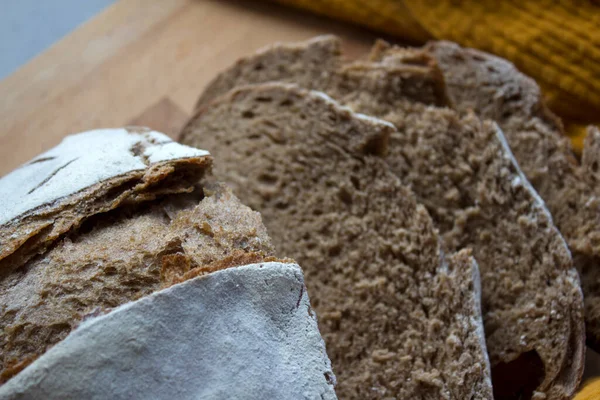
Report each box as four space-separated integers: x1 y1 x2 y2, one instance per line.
0 0 383 176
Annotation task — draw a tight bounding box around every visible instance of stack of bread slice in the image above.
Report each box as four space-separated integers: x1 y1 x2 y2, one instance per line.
183 83 493 399
180 36 588 400
0 35 593 400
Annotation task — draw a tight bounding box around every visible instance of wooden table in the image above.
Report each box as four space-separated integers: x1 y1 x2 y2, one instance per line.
0 0 384 177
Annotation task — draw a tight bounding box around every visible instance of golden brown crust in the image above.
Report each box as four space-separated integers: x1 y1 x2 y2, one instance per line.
0 129 212 276
0 355 39 384
172 252 293 285
0 182 274 381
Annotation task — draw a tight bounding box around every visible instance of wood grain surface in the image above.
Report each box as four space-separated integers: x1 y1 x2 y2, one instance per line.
0 0 381 176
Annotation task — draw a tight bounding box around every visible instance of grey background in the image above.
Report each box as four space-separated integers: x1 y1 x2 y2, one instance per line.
0 0 115 80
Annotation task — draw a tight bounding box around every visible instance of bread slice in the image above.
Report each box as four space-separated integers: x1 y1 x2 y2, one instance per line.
0 128 211 274
186 36 585 399
0 261 336 400
196 35 343 110
419 42 600 352
182 83 493 399
195 35 448 112
581 126 600 349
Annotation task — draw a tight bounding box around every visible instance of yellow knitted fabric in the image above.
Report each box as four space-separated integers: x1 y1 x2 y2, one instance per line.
575 379 600 400
273 0 600 153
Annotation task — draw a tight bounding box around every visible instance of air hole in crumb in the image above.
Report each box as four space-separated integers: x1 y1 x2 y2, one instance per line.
280 99 293 107
275 201 289 210
338 187 353 205
592 161 599 173
256 96 272 102
258 173 278 185
254 63 264 71
491 350 544 400
104 266 118 276
535 297 544 307
362 135 387 156
328 244 341 257
242 110 255 119
350 176 360 190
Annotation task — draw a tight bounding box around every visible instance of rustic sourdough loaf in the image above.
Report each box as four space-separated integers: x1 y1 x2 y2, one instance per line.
0 128 210 274
0 261 336 400
181 83 493 399
187 36 585 400
0 129 336 399
0 182 273 381
419 42 600 353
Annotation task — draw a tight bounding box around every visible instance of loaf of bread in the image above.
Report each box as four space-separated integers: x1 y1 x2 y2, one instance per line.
185 36 585 400
421 42 600 355
0 129 336 399
0 128 211 273
182 83 493 399
0 261 336 399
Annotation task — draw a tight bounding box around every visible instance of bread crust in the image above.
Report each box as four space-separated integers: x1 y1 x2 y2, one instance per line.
0 128 211 275
0 128 281 384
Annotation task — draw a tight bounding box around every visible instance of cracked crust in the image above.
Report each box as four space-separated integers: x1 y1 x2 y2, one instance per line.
0 128 211 275
0 182 276 382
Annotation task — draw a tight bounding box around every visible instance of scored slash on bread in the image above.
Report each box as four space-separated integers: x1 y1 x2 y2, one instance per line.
184 36 585 400
181 83 494 399
0 128 211 275
0 262 336 399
